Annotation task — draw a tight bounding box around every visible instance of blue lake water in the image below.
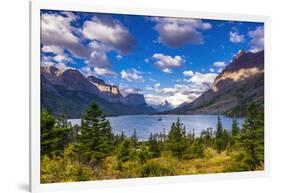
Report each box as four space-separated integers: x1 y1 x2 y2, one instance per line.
68 115 244 141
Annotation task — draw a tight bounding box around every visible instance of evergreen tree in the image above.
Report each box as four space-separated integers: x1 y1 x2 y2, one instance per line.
239 103 264 170
166 118 187 159
215 116 224 153
41 111 71 156
148 133 161 158
78 102 113 167
117 139 132 163
230 117 240 149
130 128 138 148
231 118 240 137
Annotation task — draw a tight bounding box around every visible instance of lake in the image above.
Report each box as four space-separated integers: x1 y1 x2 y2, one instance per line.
68 115 244 141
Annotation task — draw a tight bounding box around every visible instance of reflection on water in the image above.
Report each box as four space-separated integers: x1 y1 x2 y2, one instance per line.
69 115 244 141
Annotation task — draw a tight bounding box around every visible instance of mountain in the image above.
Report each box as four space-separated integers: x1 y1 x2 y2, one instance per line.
151 100 173 112
41 67 156 118
166 50 264 116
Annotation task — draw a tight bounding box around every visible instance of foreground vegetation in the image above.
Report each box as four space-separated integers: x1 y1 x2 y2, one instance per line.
40 102 264 183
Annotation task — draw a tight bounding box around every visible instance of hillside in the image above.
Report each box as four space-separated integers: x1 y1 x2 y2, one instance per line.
166 50 264 116
41 67 156 118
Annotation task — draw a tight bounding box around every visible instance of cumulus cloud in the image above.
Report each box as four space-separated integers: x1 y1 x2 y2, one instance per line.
94 67 117 77
186 72 218 90
213 61 227 67
229 31 245 43
41 12 90 59
41 45 64 55
183 70 194 77
41 12 137 78
152 53 185 73
121 69 144 82
248 26 264 52
82 15 135 55
152 17 212 47
120 87 142 96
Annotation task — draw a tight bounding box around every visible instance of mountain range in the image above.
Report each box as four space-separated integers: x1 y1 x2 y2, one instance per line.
41 66 156 118
41 50 264 118
164 50 264 116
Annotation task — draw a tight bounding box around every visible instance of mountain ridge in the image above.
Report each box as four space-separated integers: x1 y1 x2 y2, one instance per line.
163 50 264 116
41 66 156 118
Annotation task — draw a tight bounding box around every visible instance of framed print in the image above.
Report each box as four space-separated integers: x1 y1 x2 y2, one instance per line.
30 1 270 192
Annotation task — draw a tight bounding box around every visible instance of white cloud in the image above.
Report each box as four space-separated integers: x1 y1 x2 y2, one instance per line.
94 67 117 77
152 53 185 73
116 54 123 60
54 63 72 73
213 61 227 67
154 83 160 88
53 54 72 63
120 87 142 96
152 17 212 47
248 26 264 52
186 72 218 89
209 68 215 73
121 68 144 82
144 58 149 63
183 70 194 77
41 45 64 55
144 71 218 107
82 15 135 55
229 31 245 43
217 68 223 73
80 66 95 77
144 94 166 106
41 12 89 59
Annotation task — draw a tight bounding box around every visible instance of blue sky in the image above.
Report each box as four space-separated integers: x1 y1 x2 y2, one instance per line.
40 10 264 107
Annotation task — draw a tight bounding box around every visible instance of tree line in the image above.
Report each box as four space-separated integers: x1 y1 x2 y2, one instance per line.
41 102 264 183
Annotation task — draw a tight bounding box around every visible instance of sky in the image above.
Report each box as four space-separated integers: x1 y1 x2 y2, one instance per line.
40 10 264 107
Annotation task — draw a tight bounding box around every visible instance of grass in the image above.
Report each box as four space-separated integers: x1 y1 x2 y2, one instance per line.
88 148 240 180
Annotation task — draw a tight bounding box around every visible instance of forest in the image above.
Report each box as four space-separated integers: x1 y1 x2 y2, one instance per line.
40 102 264 183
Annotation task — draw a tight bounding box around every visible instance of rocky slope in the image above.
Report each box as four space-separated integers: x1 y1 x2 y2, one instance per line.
167 50 264 116
41 67 156 118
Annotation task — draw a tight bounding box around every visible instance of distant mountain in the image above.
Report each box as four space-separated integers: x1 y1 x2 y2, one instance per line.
151 100 173 112
41 67 156 118
165 50 264 116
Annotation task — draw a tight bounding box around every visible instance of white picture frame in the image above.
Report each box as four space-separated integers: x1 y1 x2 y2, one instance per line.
30 0 271 192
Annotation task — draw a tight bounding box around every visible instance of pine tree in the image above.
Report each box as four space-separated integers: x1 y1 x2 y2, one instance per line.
166 118 187 159
130 128 138 148
117 139 132 162
239 103 264 170
41 111 72 156
231 118 240 137
230 117 240 149
215 116 224 153
148 133 161 158
78 102 113 167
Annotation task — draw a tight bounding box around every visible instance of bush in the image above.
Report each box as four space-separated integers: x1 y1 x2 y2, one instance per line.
140 161 174 177
41 145 92 183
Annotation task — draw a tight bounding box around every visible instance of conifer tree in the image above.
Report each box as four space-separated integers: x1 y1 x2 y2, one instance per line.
41 111 72 156
78 102 113 167
215 116 224 153
230 117 240 148
148 133 161 158
239 103 264 170
166 118 187 158
131 128 138 148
